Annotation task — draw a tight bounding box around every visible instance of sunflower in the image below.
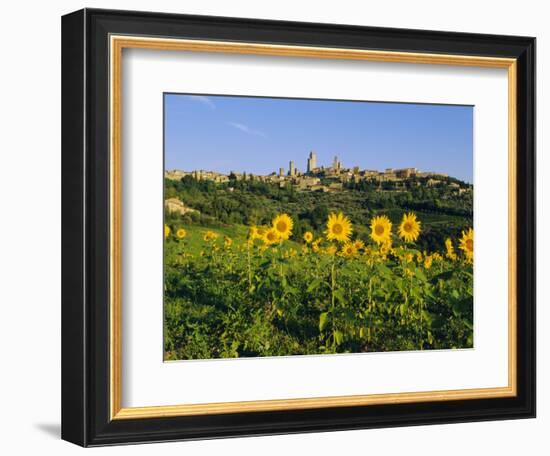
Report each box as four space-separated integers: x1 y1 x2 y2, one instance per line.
340 242 357 257
272 213 293 240
164 224 171 239
303 231 314 243
370 215 392 244
312 239 321 253
445 238 457 260
459 228 474 263
325 212 353 243
176 228 187 239
203 231 219 242
263 227 281 245
353 239 365 251
224 236 233 248
248 225 259 240
380 239 393 257
397 212 421 243
286 248 297 259
424 254 433 269
324 245 338 256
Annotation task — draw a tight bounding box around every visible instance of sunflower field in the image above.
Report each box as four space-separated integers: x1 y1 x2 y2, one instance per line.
164 211 474 360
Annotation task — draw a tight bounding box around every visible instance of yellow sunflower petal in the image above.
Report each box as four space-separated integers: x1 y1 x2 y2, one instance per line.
263 227 281 245
272 213 294 240
370 215 392 244
445 238 457 260
459 228 474 263
397 212 421 243
325 212 353 243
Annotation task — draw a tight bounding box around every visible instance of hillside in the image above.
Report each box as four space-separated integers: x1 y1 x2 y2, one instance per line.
165 175 473 252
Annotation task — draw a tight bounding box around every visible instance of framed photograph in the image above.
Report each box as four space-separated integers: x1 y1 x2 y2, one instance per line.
61 8 535 446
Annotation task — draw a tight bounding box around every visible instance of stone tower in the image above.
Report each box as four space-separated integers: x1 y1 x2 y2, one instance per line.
307 151 317 173
289 160 296 176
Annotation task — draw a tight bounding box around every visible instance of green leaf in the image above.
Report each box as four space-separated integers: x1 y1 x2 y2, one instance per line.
319 312 329 332
429 270 454 284
375 264 392 277
333 289 346 304
334 330 343 345
453 298 473 315
285 286 299 296
307 278 323 293
430 315 446 329
427 331 434 345
415 268 427 282
421 310 433 325
258 260 272 270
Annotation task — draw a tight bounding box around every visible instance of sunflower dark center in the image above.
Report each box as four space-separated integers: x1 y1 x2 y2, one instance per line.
276 221 287 232
375 225 384 235
403 222 412 232
333 223 343 234
466 239 473 251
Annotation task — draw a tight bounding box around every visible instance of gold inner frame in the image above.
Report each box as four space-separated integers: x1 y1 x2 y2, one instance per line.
109 35 518 420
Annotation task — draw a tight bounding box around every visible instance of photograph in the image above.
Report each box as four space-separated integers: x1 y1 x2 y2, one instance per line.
163 94 475 360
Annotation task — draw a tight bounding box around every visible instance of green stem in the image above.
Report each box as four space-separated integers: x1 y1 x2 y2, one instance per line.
330 260 337 349
331 261 336 312
247 242 252 293
279 240 285 281
419 299 423 350
367 277 373 342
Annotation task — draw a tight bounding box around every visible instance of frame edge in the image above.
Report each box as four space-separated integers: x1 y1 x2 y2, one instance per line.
61 8 88 448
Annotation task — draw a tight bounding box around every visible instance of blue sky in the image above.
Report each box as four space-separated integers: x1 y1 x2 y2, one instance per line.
164 94 473 183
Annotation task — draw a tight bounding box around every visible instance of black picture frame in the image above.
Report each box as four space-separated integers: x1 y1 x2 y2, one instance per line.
62 8 536 447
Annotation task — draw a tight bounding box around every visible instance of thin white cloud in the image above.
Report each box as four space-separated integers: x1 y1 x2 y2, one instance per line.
188 95 216 110
227 121 267 138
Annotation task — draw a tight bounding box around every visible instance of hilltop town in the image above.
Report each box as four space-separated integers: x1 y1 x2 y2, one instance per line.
165 151 470 194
